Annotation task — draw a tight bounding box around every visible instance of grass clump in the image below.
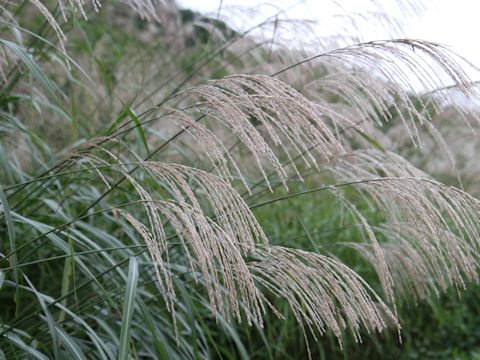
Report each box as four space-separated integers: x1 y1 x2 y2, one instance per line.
1 1 480 359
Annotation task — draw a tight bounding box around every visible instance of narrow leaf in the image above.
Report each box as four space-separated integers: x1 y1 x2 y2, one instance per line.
354 129 386 152
125 106 150 156
0 40 60 101
0 270 4 289
3 332 49 360
118 256 139 360
58 256 72 322
103 98 135 135
24 275 59 359
55 325 87 360
0 187 19 312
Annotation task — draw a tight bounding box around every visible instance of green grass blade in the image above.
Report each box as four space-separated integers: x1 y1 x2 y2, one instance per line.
55 325 87 360
118 256 139 360
0 40 61 101
0 187 19 313
0 270 4 289
222 322 250 360
103 101 149 156
3 332 49 360
52 301 112 360
103 100 134 135
136 298 173 359
24 275 59 359
68 236 79 311
287 198 321 253
125 106 150 157
58 256 72 322
354 129 386 152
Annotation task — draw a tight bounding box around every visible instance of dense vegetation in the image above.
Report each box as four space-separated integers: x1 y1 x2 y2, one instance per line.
1 1 480 359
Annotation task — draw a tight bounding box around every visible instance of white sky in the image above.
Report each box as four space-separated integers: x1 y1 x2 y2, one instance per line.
177 0 480 87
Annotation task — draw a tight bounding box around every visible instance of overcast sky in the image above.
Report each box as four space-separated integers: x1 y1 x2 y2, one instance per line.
177 0 480 87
